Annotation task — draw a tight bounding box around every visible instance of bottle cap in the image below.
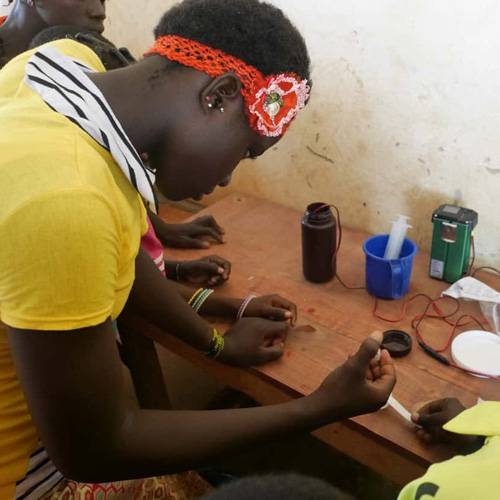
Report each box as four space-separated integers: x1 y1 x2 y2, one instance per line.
382 330 413 357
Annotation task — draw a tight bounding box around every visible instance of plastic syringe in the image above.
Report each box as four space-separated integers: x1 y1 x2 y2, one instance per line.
384 215 412 260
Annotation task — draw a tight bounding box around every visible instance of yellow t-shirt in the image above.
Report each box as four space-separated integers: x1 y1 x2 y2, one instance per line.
398 402 500 500
0 40 147 499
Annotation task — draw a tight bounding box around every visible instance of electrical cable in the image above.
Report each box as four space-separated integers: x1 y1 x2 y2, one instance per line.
324 204 499 380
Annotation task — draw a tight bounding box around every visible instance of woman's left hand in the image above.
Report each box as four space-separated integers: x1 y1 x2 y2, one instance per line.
156 216 225 249
179 256 231 286
243 294 298 326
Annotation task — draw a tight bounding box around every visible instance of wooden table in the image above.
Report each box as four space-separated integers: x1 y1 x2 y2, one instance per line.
145 194 500 485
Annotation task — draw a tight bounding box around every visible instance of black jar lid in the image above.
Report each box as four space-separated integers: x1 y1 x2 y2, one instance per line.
382 330 413 357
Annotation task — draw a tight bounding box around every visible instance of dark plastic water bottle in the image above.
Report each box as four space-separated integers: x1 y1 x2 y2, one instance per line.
302 202 337 283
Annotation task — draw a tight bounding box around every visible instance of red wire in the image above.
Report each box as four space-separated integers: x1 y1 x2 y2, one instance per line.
373 294 497 379
372 293 458 323
314 203 499 380
450 361 500 380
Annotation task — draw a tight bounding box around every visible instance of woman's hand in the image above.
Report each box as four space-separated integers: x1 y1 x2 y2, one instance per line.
412 398 483 453
156 216 225 249
309 331 397 422
219 318 289 366
178 256 231 286
243 295 298 326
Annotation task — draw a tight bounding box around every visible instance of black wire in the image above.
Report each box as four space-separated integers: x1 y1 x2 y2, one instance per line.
335 273 366 290
472 266 500 277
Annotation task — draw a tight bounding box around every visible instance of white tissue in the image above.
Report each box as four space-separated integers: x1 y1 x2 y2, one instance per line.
442 277 500 334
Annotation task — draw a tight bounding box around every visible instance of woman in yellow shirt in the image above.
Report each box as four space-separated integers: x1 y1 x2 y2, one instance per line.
0 0 397 498
2 0 227 251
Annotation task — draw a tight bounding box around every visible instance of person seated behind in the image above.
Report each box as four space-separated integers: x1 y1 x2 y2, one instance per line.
398 398 500 499
29 24 135 70
0 0 106 69
201 473 352 500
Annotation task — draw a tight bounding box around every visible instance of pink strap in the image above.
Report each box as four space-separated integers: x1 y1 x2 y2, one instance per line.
141 216 165 276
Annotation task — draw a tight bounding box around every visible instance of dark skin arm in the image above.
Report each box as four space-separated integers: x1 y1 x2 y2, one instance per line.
125 247 294 365
7 328 395 482
166 278 297 325
165 255 231 286
412 398 485 454
148 207 225 249
127 246 214 351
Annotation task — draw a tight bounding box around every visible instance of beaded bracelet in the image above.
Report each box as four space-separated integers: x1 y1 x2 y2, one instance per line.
192 288 214 313
200 328 225 360
237 294 257 320
188 288 204 306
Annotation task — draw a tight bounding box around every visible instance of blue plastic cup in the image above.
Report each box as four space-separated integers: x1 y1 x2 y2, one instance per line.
363 234 418 299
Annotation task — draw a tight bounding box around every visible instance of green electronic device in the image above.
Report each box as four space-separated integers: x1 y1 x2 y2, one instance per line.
430 205 478 283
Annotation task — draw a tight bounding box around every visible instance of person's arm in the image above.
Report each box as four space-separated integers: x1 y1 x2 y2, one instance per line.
165 255 231 286
126 247 294 365
125 246 214 351
160 278 297 323
412 399 485 454
148 207 225 249
8 326 395 483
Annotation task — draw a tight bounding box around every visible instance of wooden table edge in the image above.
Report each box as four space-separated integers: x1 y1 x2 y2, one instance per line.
128 314 426 486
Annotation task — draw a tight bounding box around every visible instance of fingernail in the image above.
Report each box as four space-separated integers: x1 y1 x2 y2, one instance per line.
202 242 210 248
370 330 383 343
411 412 419 422
285 312 292 317
218 267 224 274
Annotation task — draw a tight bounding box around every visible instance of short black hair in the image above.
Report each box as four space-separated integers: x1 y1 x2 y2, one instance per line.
201 474 349 500
154 0 311 84
28 25 135 70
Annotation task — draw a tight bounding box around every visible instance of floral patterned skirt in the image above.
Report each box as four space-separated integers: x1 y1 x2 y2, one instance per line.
40 471 211 500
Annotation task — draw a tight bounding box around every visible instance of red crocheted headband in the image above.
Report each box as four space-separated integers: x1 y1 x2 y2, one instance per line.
145 35 310 137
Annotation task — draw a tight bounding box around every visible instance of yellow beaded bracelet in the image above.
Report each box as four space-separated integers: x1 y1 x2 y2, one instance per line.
188 288 204 306
201 328 225 360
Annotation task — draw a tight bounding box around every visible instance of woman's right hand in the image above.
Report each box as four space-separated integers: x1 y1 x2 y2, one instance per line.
309 331 396 423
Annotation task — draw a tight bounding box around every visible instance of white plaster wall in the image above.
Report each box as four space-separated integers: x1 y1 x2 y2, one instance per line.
3 1 499 266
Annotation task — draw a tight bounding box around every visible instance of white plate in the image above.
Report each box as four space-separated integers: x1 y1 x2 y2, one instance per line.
452 331 500 378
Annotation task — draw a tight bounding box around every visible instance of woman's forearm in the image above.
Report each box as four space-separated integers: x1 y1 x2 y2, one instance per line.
124 247 213 351
9 319 336 484
90 393 330 482
147 206 170 238
165 277 242 318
